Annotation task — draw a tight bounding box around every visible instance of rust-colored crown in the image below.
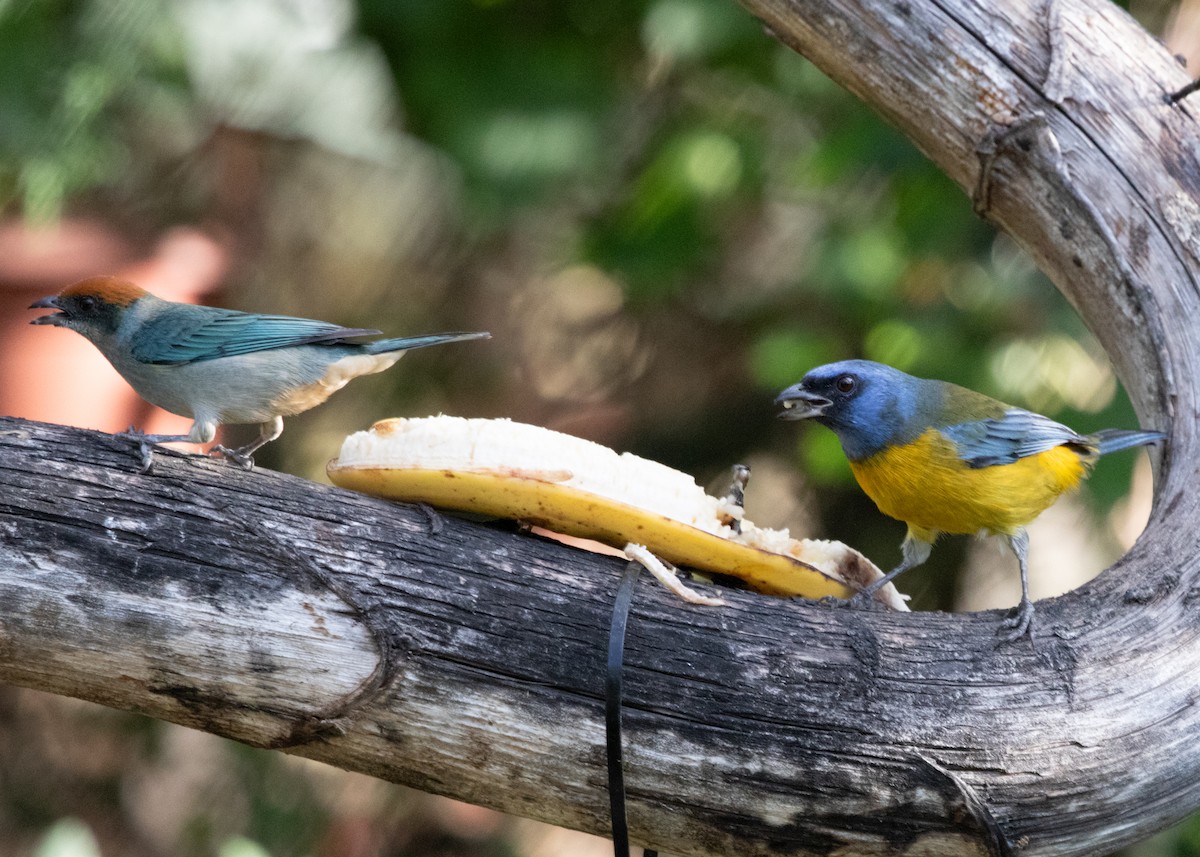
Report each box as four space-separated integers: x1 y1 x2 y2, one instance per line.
59 276 149 307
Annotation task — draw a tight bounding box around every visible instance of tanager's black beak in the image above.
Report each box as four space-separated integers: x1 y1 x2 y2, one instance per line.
775 384 831 420
29 296 66 326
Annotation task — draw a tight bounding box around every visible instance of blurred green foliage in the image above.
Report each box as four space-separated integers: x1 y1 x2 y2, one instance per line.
0 0 188 224
358 0 1144 529
0 0 1181 855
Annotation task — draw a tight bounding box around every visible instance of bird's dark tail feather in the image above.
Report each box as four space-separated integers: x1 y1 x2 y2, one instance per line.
1091 428 1166 456
364 331 491 354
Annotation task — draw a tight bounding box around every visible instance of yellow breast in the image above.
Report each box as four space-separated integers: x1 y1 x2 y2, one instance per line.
848 428 1090 539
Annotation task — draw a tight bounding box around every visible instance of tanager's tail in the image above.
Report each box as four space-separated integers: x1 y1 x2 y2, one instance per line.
365 331 490 354
1090 428 1166 456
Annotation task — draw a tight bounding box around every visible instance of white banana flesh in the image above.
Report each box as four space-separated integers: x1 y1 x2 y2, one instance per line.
329 416 907 611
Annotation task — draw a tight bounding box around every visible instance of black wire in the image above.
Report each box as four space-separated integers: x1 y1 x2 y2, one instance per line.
1168 77 1200 103
606 562 658 857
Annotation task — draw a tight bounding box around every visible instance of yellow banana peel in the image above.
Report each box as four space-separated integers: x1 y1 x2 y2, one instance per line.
328 416 906 611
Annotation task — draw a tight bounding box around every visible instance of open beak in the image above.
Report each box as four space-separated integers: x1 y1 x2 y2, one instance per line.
775 384 831 420
29 296 66 326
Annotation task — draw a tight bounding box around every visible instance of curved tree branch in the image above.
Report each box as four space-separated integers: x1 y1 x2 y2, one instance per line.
3 0 1199 855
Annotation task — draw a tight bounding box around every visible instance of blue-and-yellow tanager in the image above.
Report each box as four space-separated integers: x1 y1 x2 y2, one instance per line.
775 359 1164 640
30 276 489 470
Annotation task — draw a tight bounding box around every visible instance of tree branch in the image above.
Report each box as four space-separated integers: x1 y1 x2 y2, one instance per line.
4 0 1200 854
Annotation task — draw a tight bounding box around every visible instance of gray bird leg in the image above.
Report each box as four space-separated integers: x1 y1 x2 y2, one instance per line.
115 429 197 473
213 416 284 470
117 419 217 473
999 528 1035 644
849 533 933 607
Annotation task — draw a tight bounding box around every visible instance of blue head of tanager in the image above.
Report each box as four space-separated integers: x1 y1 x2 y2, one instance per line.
30 276 490 471
775 359 1164 641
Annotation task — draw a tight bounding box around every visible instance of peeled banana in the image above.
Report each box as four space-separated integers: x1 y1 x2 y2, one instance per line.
328 416 906 610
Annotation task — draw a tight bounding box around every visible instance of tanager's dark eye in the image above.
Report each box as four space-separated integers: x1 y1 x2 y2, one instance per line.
77 296 98 313
836 375 856 394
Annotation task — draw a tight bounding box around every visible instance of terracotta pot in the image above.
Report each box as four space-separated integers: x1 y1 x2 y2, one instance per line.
0 219 228 449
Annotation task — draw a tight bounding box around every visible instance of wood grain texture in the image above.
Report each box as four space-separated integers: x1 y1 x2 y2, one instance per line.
2 0 1199 855
729 0 1200 853
0 419 1043 857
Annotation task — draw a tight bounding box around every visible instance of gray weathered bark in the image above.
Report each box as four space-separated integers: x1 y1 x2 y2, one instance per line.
2 0 1199 854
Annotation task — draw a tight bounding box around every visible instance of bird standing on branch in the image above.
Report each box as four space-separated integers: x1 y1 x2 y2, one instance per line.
31 276 489 471
776 359 1164 642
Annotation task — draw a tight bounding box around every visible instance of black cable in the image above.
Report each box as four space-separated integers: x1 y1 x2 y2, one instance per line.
606 562 658 857
1168 77 1200 103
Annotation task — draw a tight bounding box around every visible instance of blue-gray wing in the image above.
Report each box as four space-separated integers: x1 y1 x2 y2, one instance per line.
130 307 381 365
941 408 1086 468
